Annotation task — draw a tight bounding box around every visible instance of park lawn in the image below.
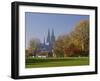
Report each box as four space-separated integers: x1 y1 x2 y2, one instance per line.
25 57 89 68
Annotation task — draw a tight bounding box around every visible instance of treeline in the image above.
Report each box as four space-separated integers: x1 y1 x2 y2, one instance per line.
53 20 89 57
26 20 89 58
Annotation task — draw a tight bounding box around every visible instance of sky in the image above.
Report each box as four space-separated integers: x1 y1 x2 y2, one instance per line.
25 12 89 49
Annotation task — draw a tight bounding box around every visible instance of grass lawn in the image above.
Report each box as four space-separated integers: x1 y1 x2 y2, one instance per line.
25 57 89 68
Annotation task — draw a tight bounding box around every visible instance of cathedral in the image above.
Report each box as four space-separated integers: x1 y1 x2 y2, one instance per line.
38 29 55 57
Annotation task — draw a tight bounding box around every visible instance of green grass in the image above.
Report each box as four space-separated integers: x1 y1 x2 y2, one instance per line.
25 57 89 68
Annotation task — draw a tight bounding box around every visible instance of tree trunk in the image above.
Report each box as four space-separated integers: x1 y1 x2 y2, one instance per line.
82 43 84 51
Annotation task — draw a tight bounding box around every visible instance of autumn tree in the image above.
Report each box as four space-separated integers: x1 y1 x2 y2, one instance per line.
71 20 89 56
29 38 41 57
54 36 65 57
54 20 89 57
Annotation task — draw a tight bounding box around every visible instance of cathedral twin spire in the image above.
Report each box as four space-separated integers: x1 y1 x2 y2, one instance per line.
44 29 55 45
43 29 55 56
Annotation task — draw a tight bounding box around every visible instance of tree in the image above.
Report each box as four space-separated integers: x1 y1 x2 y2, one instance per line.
29 38 41 57
25 48 33 58
53 36 64 57
53 20 89 57
72 20 89 54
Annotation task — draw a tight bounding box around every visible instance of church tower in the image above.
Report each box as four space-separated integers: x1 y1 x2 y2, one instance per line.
51 28 55 44
46 29 51 45
46 29 55 57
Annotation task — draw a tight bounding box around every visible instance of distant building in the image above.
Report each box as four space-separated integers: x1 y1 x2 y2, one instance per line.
35 29 55 57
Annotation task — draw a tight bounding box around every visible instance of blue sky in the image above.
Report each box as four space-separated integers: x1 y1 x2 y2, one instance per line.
25 12 89 48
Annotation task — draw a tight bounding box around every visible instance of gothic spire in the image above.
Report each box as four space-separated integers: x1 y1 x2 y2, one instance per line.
51 28 55 43
47 29 51 43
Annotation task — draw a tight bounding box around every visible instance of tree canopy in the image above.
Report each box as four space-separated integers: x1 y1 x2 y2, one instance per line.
54 20 89 57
